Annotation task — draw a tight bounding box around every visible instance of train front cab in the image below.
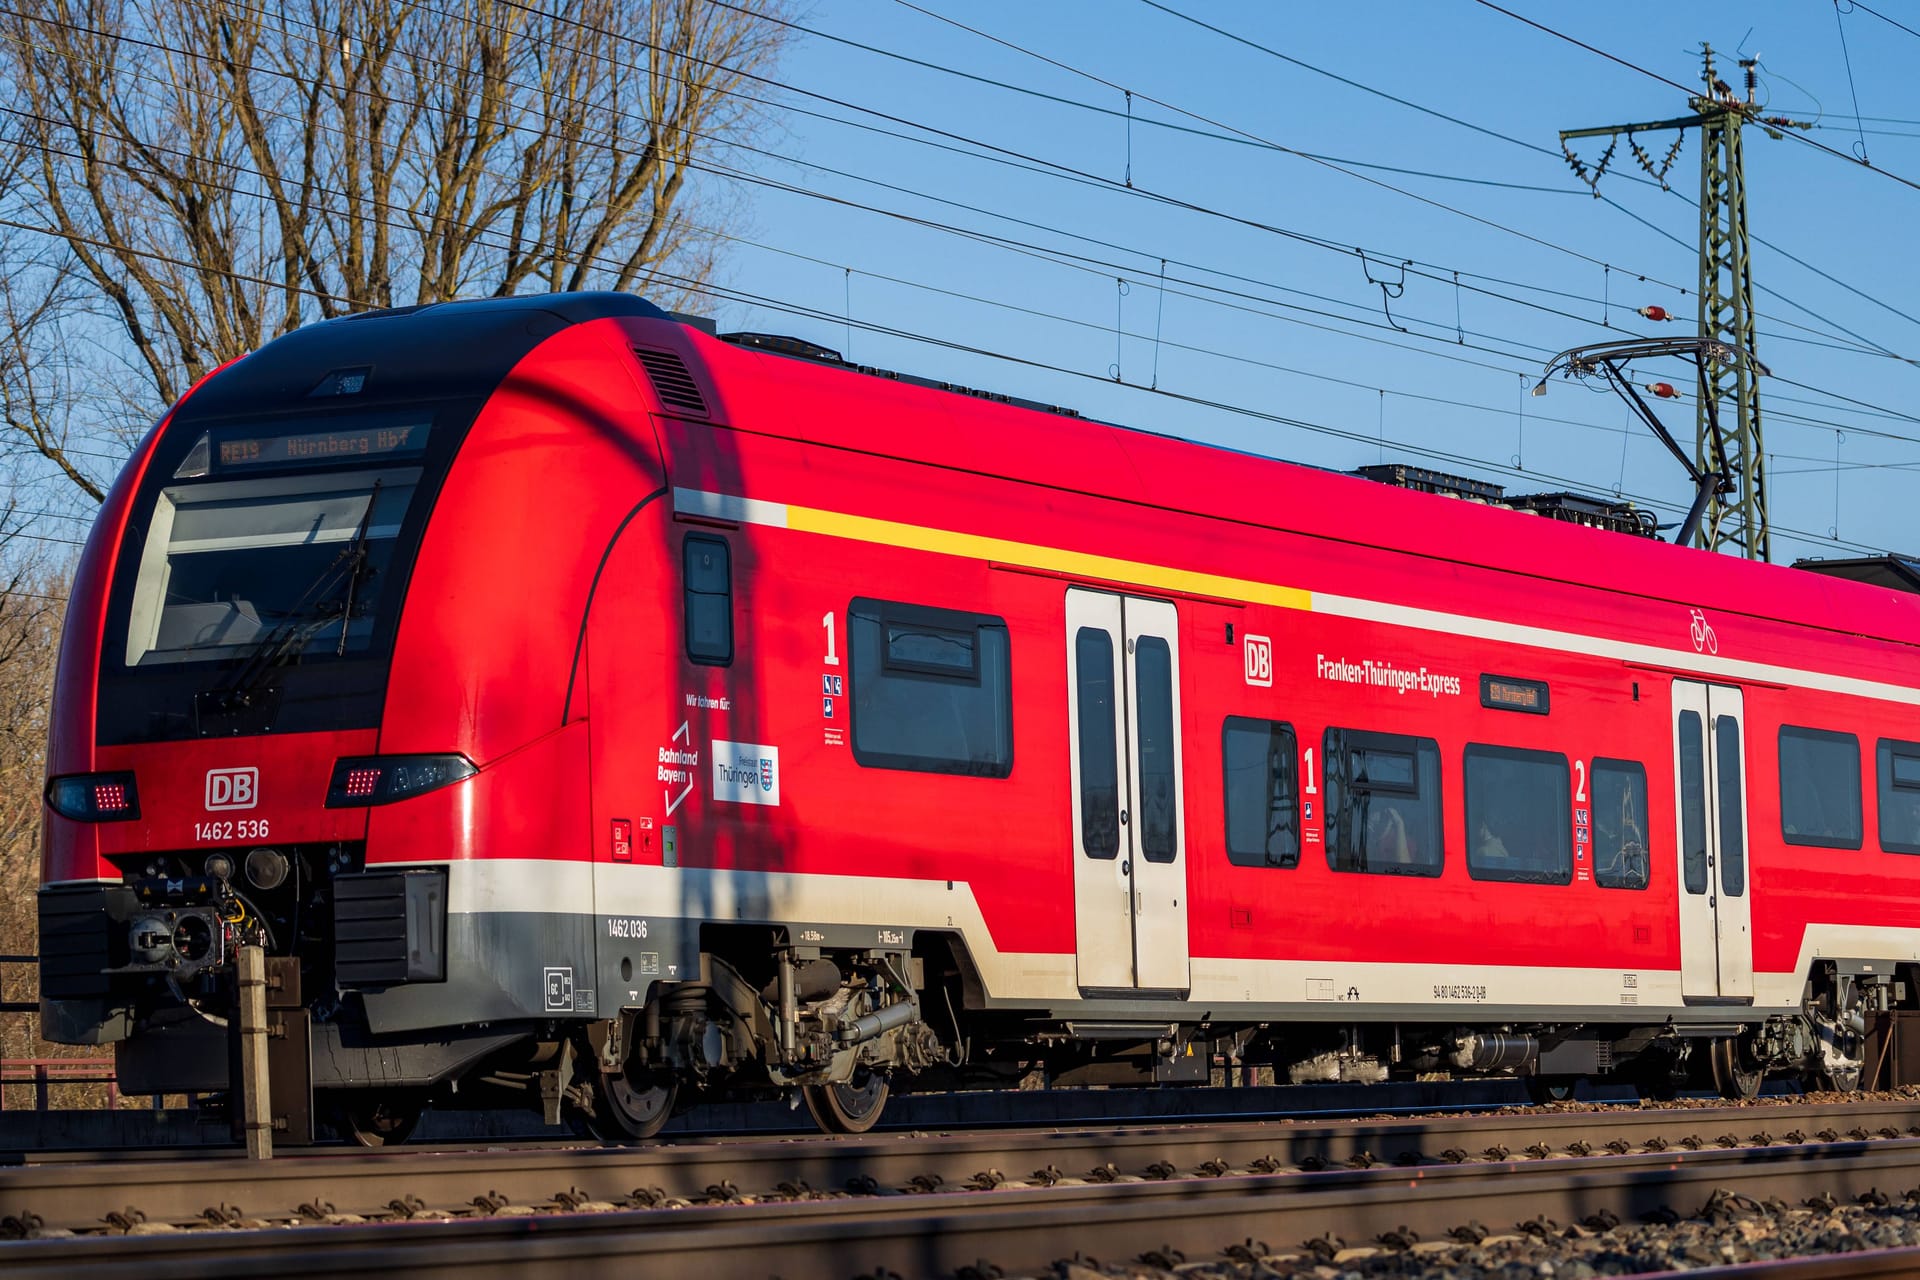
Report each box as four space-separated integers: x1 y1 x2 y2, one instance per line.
37 294 677 1141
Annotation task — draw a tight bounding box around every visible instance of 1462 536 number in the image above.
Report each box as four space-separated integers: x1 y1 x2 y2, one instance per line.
194 818 270 842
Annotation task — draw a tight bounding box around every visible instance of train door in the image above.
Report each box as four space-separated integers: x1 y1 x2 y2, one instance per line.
1066 588 1190 994
1671 680 1755 1001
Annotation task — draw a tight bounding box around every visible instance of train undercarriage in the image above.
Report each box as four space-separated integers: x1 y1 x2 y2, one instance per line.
41 855 1907 1144
362 943 1901 1145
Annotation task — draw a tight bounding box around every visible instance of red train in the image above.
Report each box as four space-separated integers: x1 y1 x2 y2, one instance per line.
38 291 1920 1142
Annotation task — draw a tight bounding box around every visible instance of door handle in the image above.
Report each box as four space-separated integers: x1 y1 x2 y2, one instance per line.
1120 809 1130 825
1120 860 1132 875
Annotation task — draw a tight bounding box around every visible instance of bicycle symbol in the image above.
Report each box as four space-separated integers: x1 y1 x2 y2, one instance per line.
1688 608 1718 655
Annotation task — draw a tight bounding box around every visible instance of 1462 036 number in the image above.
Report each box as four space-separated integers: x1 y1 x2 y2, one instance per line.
194 818 270 842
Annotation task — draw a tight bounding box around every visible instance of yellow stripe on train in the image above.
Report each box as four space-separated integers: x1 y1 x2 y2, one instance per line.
786 503 1314 611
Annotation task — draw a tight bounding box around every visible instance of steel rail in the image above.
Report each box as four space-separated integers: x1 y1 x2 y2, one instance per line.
1686 1249 1920 1277
10 1141 1920 1278
3 1099 1919 1236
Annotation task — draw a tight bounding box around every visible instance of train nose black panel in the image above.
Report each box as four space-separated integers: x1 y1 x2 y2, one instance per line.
333 868 448 987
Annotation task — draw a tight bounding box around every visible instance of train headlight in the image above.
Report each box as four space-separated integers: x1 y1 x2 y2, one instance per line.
46 772 140 822
325 754 477 807
245 847 289 890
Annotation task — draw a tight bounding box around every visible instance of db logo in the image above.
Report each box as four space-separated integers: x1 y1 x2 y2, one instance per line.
1243 634 1273 687
205 767 259 811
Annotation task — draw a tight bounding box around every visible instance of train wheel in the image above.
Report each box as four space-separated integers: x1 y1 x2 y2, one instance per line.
1708 1037 1763 1100
801 1068 890 1135
1633 1056 1681 1102
1525 1075 1577 1104
587 1071 679 1141
1811 1054 1863 1094
332 1092 424 1147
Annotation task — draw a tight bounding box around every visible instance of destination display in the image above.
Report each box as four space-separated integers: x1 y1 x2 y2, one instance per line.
1480 673 1550 715
214 421 431 471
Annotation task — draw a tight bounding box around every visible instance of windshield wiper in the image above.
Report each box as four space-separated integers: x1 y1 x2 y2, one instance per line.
205 482 382 712
333 484 380 657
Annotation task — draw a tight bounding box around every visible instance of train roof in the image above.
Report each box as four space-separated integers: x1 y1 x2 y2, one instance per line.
1793 554 1920 595
182 291 1920 657
656 313 1920 656
182 292 671 420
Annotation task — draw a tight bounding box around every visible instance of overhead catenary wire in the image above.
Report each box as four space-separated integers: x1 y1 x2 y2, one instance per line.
879 0 1697 279
1848 2 1920 49
9 109 1915 474
859 0 1912 360
7 0 1904 387
0 146 1888 565
0 209 1894 567
709 0 1587 195
1117 0 1920 351
0 8 1663 363
0 13 1691 401
5 2 1915 480
878 0 1916 363
1472 0 1920 198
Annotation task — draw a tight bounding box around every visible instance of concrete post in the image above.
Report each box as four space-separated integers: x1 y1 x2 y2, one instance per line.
236 944 273 1159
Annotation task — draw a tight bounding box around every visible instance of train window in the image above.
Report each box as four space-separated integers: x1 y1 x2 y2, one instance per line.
1717 716 1746 897
1879 739 1920 855
1223 717 1300 869
1778 726 1862 850
1463 744 1571 885
1323 727 1443 877
1135 637 1178 863
1591 759 1651 890
124 468 421 666
683 535 732 666
848 599 1012 778
1075 628 1120 859
1678 711 1708 895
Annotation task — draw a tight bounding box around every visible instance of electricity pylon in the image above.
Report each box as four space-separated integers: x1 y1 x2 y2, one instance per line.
1560 45 1809 562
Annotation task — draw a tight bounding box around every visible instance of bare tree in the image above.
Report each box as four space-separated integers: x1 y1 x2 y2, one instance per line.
0 0 791 451
0 514 69 1099
0 94 122 500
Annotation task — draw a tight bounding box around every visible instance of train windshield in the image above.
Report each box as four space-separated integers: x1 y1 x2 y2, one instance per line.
122 463 422 668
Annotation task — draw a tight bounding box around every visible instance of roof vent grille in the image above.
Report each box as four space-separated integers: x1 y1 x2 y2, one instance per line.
632 347 708 415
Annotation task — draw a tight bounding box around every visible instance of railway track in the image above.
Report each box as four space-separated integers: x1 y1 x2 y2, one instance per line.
6 1099 1920 1275
8 1137 1920 1277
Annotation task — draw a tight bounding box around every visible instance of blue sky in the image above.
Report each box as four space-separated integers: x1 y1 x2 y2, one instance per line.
700 0 1920 566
